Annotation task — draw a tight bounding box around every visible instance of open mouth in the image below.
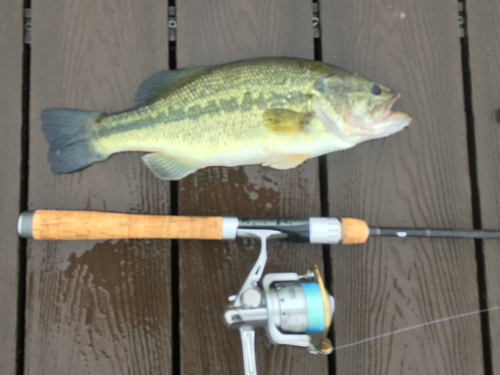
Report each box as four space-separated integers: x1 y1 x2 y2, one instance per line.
379 92 401 121
375 92 410 125
369 91 412 136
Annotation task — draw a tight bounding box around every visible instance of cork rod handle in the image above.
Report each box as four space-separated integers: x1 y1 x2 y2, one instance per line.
18 210 224 240
341 218 369 244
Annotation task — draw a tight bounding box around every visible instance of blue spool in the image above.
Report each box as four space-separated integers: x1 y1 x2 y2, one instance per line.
300 282 325 333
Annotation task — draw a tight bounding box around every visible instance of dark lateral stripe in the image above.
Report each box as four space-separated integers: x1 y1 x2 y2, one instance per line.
97 91 306 138
98 109 185 138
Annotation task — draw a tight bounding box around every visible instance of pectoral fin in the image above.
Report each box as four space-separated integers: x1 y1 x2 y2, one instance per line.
263 109 313 134
142 153 199 180
262 154 308 169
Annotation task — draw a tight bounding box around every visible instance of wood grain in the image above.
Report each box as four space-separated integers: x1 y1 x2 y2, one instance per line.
322 1 483 374
30 210 223 240
0 1 23 374
467 0 500 373
28 0 172 374
176 1 325 374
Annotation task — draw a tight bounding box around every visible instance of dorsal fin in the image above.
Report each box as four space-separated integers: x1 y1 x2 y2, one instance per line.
135 67 206 105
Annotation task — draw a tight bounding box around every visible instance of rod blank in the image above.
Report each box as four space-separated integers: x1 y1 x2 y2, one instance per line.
370 228 500 240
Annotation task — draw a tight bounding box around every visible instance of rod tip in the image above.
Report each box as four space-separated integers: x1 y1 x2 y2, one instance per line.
18 211 34 239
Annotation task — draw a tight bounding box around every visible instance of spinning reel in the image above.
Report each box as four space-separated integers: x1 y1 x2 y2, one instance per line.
223 229 334 375
21 210 500 374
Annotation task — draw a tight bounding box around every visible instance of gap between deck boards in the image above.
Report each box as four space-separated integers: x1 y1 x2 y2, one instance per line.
17 0 31 374
459 0 493 373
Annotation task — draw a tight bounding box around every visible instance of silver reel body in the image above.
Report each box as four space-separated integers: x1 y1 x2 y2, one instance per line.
223 229 335 375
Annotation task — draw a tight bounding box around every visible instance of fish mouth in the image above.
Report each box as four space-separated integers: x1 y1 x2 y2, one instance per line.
373 91 401 121
372 92 412 134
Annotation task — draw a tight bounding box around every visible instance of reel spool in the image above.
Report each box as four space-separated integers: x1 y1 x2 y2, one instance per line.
223 229 335 375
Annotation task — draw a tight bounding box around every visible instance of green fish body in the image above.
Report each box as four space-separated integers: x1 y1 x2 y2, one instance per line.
42 57 411 180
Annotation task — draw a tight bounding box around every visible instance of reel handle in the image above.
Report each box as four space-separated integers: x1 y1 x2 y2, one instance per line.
18 210 224 240
239 327 257 375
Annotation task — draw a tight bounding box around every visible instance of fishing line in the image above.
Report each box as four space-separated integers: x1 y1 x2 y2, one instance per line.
332 305 500 351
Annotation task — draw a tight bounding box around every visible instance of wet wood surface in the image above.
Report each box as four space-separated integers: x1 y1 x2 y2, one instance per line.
467 0 500 373
27 0 172 374
0 1 23 374
176 1 326 374
322 0 483 374
1 0 497 374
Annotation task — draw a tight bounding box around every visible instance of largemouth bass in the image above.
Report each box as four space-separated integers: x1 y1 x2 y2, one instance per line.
42 57 411 180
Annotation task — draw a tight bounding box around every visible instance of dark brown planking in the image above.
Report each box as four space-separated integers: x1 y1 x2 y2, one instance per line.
322 1 483 374
27 1 172 374
176 1 326 374
0 1 23 374
467 1 500 373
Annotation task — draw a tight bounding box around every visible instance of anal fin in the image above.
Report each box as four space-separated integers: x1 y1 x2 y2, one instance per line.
262 154 308 169
142 153 199 180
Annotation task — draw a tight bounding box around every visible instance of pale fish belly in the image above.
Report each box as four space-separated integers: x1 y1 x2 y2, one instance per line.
204 132 352 168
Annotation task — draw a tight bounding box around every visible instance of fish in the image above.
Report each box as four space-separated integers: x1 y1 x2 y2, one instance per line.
41 57 412 180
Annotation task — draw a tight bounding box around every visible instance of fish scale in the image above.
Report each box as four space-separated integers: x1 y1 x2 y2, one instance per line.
41 57 411 180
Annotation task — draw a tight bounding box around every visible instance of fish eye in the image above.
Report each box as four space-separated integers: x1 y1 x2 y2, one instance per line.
370 84 382 96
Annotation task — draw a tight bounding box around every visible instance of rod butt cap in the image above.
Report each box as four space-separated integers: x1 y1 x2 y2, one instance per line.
18 211 34 239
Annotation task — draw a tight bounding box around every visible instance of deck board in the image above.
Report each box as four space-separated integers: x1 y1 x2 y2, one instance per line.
176 1 326 374
9 0 497 374
27 1 172 374
322 0 483 374
467 0 500 373
0 1 23 374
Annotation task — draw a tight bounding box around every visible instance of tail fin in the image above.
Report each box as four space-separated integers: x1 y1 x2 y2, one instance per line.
41 109 107 174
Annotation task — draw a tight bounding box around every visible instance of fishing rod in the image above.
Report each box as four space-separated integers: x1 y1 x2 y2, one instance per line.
17 209 500 375
17 209 500 242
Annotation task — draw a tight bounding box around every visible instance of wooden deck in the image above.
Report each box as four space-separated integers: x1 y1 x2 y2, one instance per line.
1 0 499 374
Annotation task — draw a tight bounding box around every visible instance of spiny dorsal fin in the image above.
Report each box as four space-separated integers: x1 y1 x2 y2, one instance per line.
263 109 313 134
135 67 206 105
